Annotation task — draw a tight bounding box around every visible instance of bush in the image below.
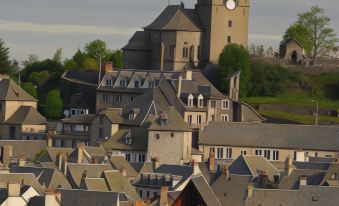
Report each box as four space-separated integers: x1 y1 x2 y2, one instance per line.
21 82 37 98
44 90 63 119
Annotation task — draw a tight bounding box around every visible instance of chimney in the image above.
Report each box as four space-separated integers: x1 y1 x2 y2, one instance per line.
56 153 63 171
134 200 144 206
47 136 53 147
45 189 61 206
300 176 307 187
8 182 21 197
247 183 254 198
61 155 68 175
285 156 294 176
260 169 268 188
185 70 192 80
77 144 84 164
152 158 160 169
208 149 215 171
192 160 200 175
18 155 26 167
160 43 165 71
121 168 127 177
177 75 182 98
1 145 13 166
222 165 230 180
103 61 113 73
159 186 168 206
296 146 306 162
0 165 9 174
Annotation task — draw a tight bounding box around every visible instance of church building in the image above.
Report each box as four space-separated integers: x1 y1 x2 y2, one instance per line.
122 0 250 71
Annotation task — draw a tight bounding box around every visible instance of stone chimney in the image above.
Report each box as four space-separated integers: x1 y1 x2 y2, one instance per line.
18 155 26 167
177 75 182 98
285 156 294 176
208 149 216 171
45 189 61 206
159 186 168 206
300 176 307 187
8 182 21 197
77 144 84 164
247 183 254 198
260 169 268 188
47 136 53 147
222 165 230 180
185 70 192 80
134 200 144 206
192 160 201 175
1 145 13 166
152 158 160 169
296 146 306 162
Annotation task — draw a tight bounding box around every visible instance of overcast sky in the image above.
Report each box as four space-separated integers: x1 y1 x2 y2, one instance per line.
1 0 338 62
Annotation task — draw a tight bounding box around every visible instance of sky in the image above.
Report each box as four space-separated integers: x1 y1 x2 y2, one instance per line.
0 0 339 62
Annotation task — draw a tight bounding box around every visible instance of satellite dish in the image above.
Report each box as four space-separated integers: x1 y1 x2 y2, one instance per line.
226 0 236 10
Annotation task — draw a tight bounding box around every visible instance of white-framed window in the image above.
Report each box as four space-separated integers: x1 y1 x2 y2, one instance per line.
197 115 202 124
217 148 224 159
188 115 193 124
226 148 232 159
134 80 140 88
210 115 215 121
106 79 112 86
103 95 108 102
221 115 229 122
241 150 247 156
273 150 279 161
125 153 131 161
188 94 194 107
264 150 271 160
210 100 216 108
198 94 204 107
255 149 263 156
222 99 230 110
117 95 122 103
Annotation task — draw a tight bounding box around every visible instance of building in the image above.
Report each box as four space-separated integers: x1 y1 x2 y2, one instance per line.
279 38 308 65
123 0 250 70
199 122 339 162
0 75 47 140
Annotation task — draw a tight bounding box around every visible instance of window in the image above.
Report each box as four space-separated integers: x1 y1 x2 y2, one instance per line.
0 103 2 111
100 117 104 125
71 109 76 116
241 150 247 156
226 148 232 159
188 94 194 106
197 45 201 60
264 150 271 160
61 140 65 147
146 191 150 198
120 78 127 87
222 100 229 109
188 115 193 125
197 115 202 124
138 154 146 163
293 151 297 160
117 95 122 103
228 20 233 27
106 79 112 86
182 47 189 58
130 96 135 102
134 81 140 88
71 125 75 131
211 115 216 121
198 95 204 107
217 148 224 159
273 150 279 161
227 36 232 43
148 81 154 88
9 127 16 139
103 95 108 102
255 149 263 156
331 173 339 180
99 128 104 138
139 190 143 198
210 100 216 108
170 45 176 57
125 137 132 145
154 192 158 198
155 133 160 139
72 141 76 148
125 153 131 161
171 133 174 138
221 115 229 122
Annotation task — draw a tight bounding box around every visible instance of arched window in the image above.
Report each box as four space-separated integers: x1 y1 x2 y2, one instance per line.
188 94 194 107
198 94 204 107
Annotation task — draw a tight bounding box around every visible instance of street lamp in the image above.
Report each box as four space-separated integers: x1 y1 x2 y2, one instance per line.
312 100 319 126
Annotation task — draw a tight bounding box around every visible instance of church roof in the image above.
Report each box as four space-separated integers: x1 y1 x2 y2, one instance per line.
144 5 203 32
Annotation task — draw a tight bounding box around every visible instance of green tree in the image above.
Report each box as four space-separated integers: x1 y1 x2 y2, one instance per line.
283 6 338 61
44 90 63 119
53 48 62 63
28 71 51 87
0 39 11 72
81 57 99 71
22 54 39 67
21 82 37 98
109 50 123 68
85 39 109 60
218 44 251 97
64 59 77 70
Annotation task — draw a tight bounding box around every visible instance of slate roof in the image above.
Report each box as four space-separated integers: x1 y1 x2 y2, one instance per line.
59 189 119 206
123 31 150 51
99 109 126 124
0 140 47 160
61 70 99 86
0 78 37 101
5 106 46 125
82 178 109 191
200 122 339 151
279 169 325 190
0 173 45 192
145 5 203 32
62 114 96 124
110 156 138 179
320 163 339 186
189 175 222 206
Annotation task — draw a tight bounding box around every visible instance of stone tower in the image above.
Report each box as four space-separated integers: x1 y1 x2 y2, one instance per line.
196 0 250 64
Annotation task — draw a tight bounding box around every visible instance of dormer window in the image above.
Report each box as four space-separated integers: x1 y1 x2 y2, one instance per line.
198 94 204 107
125 131 132 145
106 79 112 86
188 94 194 107
149 81 155 88
120 78 127 87
159 112 169 126
129 108 140 120
129 112 135 120
135 80 140 88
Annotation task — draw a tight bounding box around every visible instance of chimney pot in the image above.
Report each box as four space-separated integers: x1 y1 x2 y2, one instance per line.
18 155 26 167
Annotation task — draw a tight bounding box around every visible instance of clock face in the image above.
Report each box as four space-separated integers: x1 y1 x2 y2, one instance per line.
226 0 236 10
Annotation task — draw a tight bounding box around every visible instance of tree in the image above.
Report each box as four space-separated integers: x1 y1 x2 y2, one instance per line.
283 6 338 61
53 48 62 63
0 39 11 72
218 44 251 97
22 54 39 67
109 50 123 68
64 59 77 71
44 90 63 119
21 82 37 98
81 57 99 71
28 71 51 87
85 39 109 60
266 46 275 57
